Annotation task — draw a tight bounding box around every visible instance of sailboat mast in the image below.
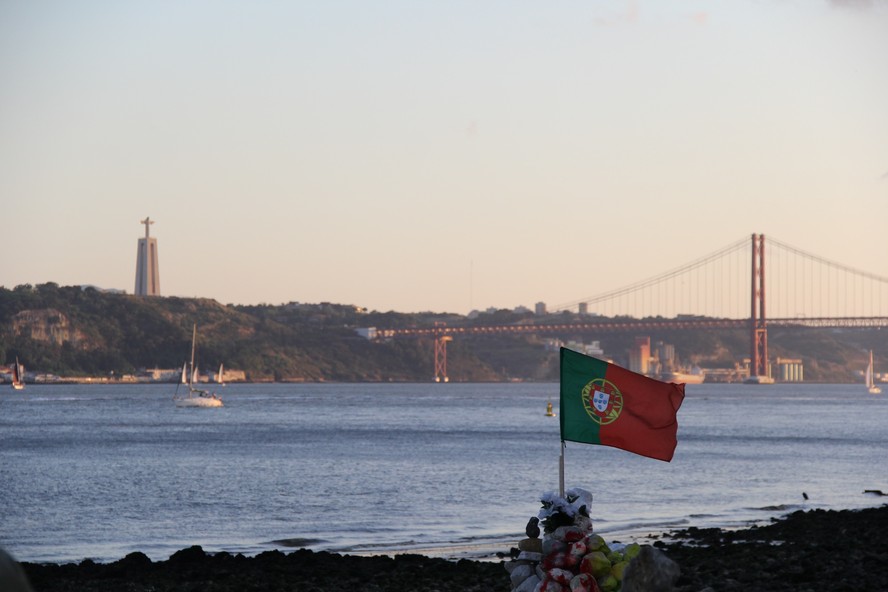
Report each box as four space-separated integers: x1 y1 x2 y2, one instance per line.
869 350 874 388
190 324 197 388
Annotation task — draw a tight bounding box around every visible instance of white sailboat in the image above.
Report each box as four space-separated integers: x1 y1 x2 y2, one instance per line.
217 363 225 386
11 357 24 390
174 325 223 408
865 350 881 394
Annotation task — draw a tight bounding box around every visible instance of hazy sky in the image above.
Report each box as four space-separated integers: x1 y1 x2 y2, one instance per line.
2 0 886 314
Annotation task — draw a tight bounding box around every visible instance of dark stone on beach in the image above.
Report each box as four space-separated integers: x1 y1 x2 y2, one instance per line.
665 504 888 592
169 545 208 563
116 551 152 569
105 551 154 579
518 538 543 553
17 504 888 592
622 545 680 592
526 516 541 538
0 549 33 592
22 547 512 592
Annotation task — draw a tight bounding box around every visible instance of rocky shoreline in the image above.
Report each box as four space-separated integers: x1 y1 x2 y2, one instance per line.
8 504 887 592
664 503 888 591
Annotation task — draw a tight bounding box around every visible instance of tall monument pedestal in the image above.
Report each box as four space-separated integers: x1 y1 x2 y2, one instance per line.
134 217 161 296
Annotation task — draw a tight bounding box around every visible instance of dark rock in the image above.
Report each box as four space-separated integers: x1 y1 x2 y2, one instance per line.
0 548 33 592
16 505 888 592
117 552 152 569
168 545 207 564
666 504 888 592
622 545 680 592
525 517 541 538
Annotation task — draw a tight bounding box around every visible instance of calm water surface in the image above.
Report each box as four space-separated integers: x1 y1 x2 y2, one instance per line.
1 382 886 563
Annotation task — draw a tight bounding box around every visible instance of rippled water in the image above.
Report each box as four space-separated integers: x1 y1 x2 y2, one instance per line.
1 382 885 563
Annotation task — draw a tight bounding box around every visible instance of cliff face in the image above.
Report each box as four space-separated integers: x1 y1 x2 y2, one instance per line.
10 309 97 349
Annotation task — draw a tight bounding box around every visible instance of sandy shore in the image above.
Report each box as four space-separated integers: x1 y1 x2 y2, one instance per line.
13 504 888 592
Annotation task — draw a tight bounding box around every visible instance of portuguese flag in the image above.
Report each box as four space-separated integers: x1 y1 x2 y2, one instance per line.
560 347 685 462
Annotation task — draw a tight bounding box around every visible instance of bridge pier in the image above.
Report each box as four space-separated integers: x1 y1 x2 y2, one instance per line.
434 335 452 382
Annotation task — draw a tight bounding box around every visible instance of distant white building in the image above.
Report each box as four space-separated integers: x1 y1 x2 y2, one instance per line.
356 327 378 340
545 339 606 359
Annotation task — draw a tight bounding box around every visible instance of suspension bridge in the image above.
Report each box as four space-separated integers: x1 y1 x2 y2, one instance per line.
365 234 888 382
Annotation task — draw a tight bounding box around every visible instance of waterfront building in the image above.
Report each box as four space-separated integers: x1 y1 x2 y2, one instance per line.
776 357 804 382
629 336 651 375
654 341 676 370
134 217 161 296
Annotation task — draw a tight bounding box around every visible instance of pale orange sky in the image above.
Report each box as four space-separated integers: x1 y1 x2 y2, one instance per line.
1 1 886 313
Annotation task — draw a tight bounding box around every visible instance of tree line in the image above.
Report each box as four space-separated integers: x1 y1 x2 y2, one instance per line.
1 283 882 382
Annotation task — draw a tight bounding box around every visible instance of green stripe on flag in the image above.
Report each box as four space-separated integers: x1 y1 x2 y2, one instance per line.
560 348 609 446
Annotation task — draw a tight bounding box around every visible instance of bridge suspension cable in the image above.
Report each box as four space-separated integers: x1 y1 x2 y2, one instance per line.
552 236 750 318
553 234 888 321
766 237 888 319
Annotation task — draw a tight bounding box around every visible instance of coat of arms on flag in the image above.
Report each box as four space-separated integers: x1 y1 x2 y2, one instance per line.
580 378 623 425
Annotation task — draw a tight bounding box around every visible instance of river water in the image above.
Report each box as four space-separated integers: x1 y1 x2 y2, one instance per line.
1 382 885 563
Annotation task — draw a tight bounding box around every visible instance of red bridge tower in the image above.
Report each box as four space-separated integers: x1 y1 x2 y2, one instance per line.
748 233 773 383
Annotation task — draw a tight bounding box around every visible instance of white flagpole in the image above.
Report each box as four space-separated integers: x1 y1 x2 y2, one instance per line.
559 441 565 497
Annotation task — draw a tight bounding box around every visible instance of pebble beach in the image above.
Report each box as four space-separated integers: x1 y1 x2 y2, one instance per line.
9 504 887 592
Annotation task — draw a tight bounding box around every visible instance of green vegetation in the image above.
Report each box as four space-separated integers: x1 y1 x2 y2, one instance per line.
0 283 500 381
0 283 883 382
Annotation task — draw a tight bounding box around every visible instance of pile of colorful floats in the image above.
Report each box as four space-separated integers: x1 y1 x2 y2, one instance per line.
504 488 680 592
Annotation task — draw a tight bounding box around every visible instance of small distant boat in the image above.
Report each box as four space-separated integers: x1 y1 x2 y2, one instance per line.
11 357 24 390
865 350 881 395
173 325 223 408
545 401 556 417
217 363 225 386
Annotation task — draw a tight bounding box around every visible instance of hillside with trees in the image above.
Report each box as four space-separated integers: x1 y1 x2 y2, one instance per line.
0 283 883 383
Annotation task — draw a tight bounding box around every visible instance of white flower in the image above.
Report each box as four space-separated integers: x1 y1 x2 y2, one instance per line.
565 488 593 514
538 487 593 521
